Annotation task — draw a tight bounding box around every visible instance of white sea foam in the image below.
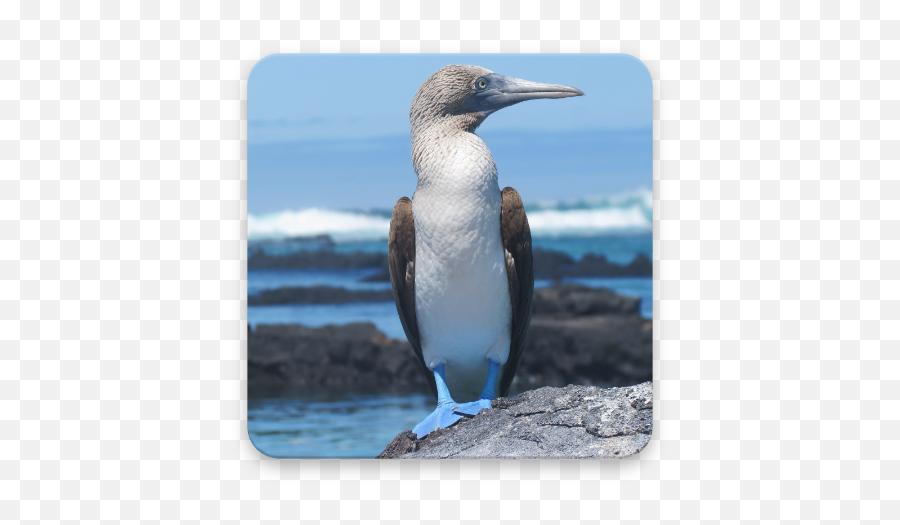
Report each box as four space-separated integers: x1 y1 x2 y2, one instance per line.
248 188 652 241
248 208 391 241
526 207 650 236
527 187 652 237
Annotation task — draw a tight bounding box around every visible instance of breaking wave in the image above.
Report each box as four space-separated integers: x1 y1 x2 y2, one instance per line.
526 188 652 237
248 188 652 241
248 208 392 242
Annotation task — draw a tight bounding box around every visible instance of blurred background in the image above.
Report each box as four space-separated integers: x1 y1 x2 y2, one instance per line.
246 54 653 458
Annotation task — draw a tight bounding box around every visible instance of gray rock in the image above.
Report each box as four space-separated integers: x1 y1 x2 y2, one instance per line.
532 283 641 317
513 315 652 392
248 247 388 270
248 322 429 396
531 250 652 279
377 381 652 459
248 310 651 397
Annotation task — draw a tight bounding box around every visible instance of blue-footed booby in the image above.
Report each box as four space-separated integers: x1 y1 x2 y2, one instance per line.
389 65 583 438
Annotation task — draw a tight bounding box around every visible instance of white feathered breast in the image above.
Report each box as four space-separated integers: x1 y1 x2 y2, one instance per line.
411 128 512 401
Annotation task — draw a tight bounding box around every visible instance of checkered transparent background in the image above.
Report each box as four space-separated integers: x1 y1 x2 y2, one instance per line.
2 0 897 522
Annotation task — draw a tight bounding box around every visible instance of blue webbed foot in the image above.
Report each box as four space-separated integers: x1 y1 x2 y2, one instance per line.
452 398 492 416
413 363 465 439
412 360 502 439
413 402 465 439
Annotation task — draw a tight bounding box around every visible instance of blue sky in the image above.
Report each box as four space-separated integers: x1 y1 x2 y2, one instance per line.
248 54 652 213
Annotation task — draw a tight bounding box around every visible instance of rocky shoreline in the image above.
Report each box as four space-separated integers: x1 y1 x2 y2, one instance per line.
532 249 652 280
377 382 653 459
248 284 652 397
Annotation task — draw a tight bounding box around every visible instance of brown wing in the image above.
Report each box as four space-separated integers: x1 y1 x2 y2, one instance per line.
388 197 437 398
497 187 534 397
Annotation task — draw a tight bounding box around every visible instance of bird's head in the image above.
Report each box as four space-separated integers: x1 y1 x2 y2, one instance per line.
410 65 584 132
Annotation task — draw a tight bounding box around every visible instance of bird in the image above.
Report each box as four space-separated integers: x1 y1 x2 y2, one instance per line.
388 65 584 438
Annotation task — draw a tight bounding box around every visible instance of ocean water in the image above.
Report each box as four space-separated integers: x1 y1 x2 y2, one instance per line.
248 392 434 458
249 301 406 338
247 232 652 458
248 128 652 213
248 268 391 295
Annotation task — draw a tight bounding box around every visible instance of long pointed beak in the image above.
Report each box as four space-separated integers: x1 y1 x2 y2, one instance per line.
492 76 585 102
467 73 584 115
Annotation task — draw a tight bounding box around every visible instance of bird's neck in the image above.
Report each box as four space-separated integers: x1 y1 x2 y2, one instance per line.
411 116 497 193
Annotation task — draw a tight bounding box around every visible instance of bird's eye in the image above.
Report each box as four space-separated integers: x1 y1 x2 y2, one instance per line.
477 79 487 89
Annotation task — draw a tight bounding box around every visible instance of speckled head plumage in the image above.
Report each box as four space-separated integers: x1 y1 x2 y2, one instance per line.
410 65 494 134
